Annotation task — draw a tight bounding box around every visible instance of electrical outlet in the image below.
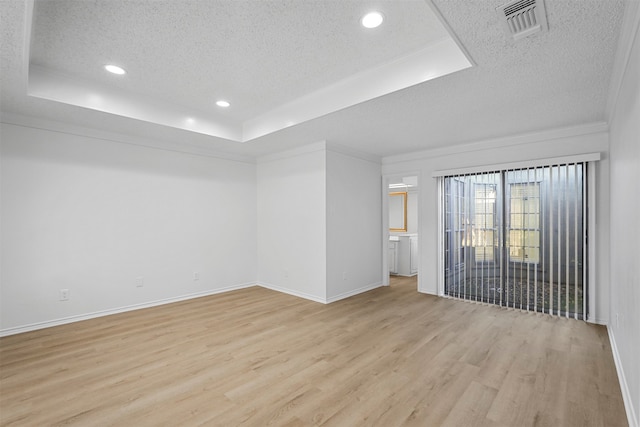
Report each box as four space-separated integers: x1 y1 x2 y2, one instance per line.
342 272 347 281
59 289 69 301
193 271 200 281
135 276 144 288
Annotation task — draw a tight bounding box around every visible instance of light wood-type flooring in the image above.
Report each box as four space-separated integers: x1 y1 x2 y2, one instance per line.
0 276 628 426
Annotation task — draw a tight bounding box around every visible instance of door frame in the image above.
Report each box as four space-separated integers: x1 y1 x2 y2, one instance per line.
437 163 595 320
382 171 421 289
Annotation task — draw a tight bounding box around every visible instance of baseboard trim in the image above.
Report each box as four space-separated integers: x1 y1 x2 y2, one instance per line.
3 280 405 336
0 282 257 337
608 327 638 427
589 317 608 326
257 282 327 304
326 282 383 303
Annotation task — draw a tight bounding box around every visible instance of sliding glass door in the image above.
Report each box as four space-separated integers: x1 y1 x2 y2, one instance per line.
442 164 586 319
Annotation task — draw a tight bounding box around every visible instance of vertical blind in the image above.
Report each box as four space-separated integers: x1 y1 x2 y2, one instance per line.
442 163 586 319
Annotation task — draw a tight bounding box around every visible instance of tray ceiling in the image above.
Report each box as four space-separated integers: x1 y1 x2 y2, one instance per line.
0 0 625 159
27 0 472 142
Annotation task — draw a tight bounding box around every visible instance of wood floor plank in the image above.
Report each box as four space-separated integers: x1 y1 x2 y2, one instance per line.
440 381 498 427
0 277 628 426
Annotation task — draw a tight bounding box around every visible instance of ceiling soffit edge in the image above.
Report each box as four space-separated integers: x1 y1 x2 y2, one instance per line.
27 65 243 141
25 0 472 144
425 0 476 67
0 111 257 164
243 38 472 142
27 40 471 144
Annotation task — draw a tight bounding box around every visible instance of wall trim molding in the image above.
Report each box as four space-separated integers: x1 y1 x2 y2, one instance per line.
256 140 327 163
256 140 381 167
589 317 608 326
257 282 327 304
605 0 640 124
382 122 609 165
325 142 382 165
0 112 256 164
608 327 639 427
0 282 257 337
326 282 383 304
0 281 387 336
419 288 437 296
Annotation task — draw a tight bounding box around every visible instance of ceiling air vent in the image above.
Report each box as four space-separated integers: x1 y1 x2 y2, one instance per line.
497 0 548 40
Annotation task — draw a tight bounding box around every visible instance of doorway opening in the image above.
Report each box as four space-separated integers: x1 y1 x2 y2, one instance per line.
387 175 419 289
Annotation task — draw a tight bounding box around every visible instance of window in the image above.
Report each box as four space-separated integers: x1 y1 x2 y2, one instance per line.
444 178 467 274
508 182 540 263
473 183 497 262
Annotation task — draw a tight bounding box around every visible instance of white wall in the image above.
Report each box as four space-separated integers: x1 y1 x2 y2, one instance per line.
0 122 257 334
1 128 384 333
382 128 610 323
608 2 640 424
326 147 382 301
257 143 327 302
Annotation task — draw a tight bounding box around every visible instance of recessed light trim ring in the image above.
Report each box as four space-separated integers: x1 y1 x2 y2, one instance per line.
104 64 126 75
361 11 384 28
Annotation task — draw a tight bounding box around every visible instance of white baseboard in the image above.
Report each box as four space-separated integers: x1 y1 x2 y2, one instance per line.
589 317 608 325
608 327 638 427
325 282 383 303
257 282 327 304
0 282 257 337
3 280 395 337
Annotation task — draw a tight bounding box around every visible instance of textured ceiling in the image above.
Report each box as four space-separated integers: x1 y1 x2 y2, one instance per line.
31 0 449 122
0 0 626 159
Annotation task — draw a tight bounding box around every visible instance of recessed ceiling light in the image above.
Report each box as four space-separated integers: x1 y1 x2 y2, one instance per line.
361 11 384 28
216 100 230 108
104 64 126 75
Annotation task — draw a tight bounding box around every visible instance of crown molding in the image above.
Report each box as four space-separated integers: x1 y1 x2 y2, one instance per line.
605 0 640 124
325 142 381 165
256 140 382 165
0 112 256 164
256 140 328 164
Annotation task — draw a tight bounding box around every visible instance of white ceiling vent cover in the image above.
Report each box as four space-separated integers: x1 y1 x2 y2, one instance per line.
497 0 548 40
